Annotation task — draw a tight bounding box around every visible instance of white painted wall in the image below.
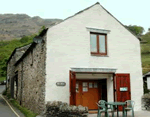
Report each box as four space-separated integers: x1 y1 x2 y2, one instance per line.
45 3 143 111
147 77 150 89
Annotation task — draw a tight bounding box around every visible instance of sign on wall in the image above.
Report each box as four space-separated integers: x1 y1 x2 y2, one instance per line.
120 87 128 91
56 82 66 86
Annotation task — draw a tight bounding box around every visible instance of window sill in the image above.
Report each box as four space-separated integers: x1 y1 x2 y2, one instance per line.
91 54 109 57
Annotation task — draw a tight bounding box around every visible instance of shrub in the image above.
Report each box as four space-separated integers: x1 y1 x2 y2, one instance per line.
142 93 150 99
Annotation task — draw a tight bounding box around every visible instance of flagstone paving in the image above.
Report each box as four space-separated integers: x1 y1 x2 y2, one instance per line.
88 111 150 117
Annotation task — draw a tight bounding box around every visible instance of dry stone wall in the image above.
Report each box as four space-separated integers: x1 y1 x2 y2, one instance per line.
42 101 88 117
142 93 150 111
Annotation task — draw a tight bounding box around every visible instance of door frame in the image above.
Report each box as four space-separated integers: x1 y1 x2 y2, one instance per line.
69 70 115 105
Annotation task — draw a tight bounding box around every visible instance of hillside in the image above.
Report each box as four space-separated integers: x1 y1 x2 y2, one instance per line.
0 35 34 81
0 14 62 41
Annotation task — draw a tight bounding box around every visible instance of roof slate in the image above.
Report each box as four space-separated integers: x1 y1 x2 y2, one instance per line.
143 72 150 78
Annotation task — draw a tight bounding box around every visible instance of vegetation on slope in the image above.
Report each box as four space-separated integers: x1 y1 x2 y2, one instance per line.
125 25 150 74
141 32 150 74
0 35 35 80
0 26 45 81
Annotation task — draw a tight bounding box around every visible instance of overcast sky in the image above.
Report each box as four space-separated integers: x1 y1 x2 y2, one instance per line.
1 0 149 33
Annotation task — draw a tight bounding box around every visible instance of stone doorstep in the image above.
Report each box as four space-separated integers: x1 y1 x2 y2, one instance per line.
88 110 97 114
89 109 117 114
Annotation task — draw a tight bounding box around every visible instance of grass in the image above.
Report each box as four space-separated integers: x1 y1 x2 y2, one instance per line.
3 92 38 117
141 44 150 54
9 99 38 117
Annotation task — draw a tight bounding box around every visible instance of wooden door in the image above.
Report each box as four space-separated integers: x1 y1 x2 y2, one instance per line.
115 74 131 110
76 80 101 110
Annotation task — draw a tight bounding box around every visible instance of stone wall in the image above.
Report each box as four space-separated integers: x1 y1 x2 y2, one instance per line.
15 36 46 114
43 101 88 117
7 44 31 97
7 54 16 94
142 93 150 111
14 63 22 103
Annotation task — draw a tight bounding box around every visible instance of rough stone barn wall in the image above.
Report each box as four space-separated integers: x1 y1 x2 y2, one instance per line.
14 63 22 102
7 55 16 94
7 44 31 96
15 37 46 114
6 44 31 98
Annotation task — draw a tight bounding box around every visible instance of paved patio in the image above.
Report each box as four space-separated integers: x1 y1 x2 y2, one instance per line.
88 111 150 117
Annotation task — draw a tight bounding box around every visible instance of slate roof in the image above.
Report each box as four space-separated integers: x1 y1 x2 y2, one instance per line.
7 43 31 64
14 28 48 66
143 72 150 78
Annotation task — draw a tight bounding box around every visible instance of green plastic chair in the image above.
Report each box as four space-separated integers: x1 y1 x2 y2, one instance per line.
96 100 109 117
125 100 135 117
107 104 115 117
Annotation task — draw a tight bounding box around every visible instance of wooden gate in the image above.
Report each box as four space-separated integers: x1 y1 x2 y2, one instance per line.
115 74 131 110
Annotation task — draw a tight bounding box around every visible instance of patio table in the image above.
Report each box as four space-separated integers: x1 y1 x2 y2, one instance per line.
106 102 126 117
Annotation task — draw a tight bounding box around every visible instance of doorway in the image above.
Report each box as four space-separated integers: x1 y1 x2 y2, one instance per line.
76 79 107 110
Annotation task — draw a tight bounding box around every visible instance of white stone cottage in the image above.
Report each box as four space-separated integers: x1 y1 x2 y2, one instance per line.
7 2 143 114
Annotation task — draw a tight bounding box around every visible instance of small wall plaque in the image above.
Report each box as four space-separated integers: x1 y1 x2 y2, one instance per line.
120 87 128 91
56 82 66 86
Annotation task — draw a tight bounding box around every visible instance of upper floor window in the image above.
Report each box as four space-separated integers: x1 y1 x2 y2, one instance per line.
90 33 107 55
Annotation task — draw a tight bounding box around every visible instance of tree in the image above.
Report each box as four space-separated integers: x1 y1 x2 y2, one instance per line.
125 25 144 36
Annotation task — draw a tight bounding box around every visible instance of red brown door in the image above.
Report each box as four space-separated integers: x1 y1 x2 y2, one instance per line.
115 74 131 110
69 71 76 105
76 80 101 110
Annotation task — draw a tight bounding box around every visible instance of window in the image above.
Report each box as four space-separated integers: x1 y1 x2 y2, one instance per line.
90 33 107 55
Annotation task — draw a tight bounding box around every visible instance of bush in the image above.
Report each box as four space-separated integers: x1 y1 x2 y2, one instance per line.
45 101 88 117
20 36 30 43
142 93 150 99
142 93 150 111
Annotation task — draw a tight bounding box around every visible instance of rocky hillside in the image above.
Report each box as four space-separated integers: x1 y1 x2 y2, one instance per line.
0 14 62 41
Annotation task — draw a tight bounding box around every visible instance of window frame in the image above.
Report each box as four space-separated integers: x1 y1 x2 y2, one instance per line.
90 32 107 56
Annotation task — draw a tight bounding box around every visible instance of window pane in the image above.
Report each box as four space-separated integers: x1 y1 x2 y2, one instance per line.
94 83 98 88
89 83 93 88
99 35 106 53
90 34 97 52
